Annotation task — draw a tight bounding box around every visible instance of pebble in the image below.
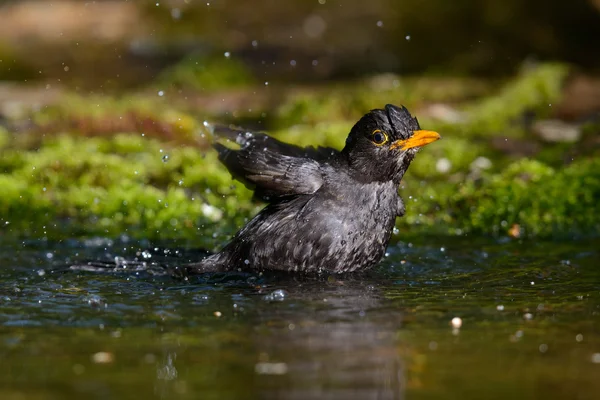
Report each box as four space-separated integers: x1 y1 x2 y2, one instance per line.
451 317 462 329
255 362 288 375
532 120 581 143
91 352 114 364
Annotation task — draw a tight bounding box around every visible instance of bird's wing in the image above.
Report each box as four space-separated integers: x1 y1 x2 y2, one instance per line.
212 124 339 160
212 125 339 199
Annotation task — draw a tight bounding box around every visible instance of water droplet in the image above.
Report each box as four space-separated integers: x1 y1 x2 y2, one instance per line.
252 40 258 48
224 51 231 58
114 256 127 267
244 259 250 265
376 20 383 27
158 90 164 97
405 35 411 41
162 155 169 162
263 289 288 302
304 14 327 38
89 294 106 306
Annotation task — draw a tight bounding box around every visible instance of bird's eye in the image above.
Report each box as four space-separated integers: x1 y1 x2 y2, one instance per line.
371 130 388 145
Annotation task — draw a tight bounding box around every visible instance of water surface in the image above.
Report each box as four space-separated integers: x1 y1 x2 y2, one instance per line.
1 236 598 399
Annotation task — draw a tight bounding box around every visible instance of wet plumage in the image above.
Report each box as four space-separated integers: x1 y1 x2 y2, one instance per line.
190 104 440 274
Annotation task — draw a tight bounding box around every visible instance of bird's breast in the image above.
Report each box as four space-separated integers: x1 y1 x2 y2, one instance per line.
307 181 399 272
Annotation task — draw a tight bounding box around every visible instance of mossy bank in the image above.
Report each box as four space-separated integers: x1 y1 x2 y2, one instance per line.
1 63 598 243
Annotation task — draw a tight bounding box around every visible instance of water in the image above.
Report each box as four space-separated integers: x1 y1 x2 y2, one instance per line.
0 236 598 399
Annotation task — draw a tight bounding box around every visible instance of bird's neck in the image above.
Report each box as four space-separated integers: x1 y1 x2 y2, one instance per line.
339 151 405 185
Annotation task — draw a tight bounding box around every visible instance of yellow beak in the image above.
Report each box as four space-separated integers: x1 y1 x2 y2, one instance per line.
389 130 441 151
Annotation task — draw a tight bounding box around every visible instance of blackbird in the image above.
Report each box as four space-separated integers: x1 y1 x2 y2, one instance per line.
191 104 440 274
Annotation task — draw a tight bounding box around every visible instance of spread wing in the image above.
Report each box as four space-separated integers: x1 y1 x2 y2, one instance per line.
211 125 340 200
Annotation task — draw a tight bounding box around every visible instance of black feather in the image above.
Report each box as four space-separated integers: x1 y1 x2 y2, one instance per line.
212 125 337 200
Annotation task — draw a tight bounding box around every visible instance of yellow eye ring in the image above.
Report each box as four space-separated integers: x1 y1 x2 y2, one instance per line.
371 129 388 146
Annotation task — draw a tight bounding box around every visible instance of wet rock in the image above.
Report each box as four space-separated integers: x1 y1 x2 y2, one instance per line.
555 74 600 120
423 103 465 124
470 156 492 171
0 1 144 43
532 119 581 143
0 83 64 121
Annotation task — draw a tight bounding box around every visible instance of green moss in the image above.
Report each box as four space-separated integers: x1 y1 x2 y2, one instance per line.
397 157 600 238
273 76 489 128
272 64 569 150
460 63 570 137
451 158 600 237
0 133 257 244
271 122 349 150
0 63 597 240
156 55 256 91
405 137 490 180
29 94 202 142
1 126 598 240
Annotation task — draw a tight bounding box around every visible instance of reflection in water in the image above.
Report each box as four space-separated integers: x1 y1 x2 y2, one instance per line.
252 281 406 400
146 279 406 399
155 352 180 398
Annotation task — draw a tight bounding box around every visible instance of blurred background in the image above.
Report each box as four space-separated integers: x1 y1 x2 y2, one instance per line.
1 0 600 85
0 0 599 240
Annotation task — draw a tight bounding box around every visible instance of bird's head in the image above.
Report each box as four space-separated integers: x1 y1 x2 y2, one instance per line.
342 104 440 184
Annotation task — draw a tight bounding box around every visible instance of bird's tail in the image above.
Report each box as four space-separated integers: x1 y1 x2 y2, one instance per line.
182 253 230 275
